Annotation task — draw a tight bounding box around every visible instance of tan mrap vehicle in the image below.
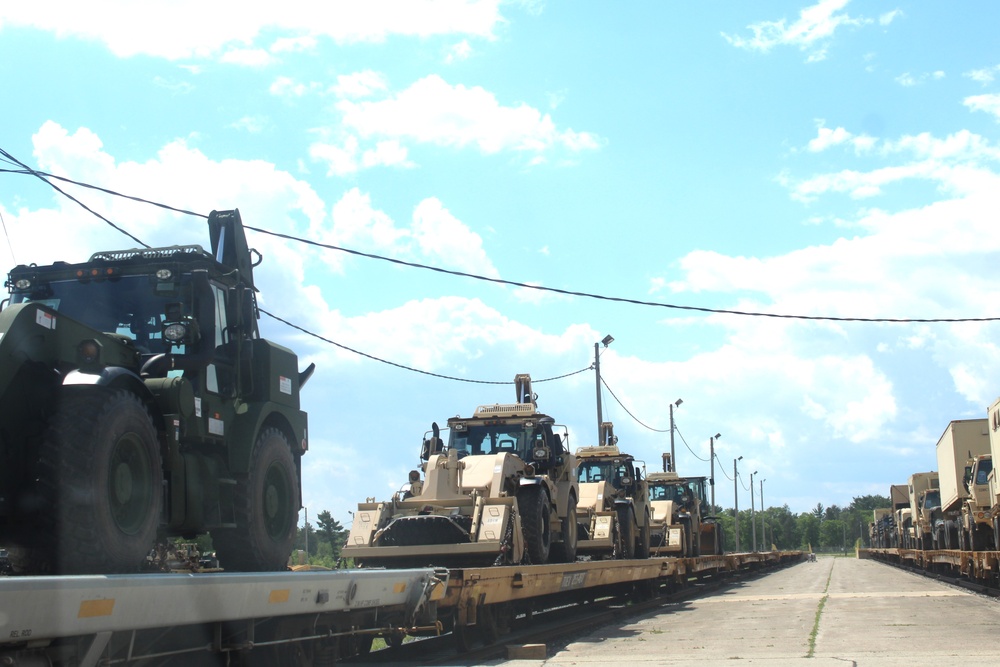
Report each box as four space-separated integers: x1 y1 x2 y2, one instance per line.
907 471 939 550
647 471 721 557
574 423 650 559
342 374 579 568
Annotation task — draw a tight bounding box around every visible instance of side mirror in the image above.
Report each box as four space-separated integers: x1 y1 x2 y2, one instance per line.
421 422 443 461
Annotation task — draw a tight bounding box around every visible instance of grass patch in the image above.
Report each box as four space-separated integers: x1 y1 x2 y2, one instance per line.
806 563 834 658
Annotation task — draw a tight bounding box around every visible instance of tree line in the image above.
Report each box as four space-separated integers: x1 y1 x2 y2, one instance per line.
711 494 890 552
291 510 350 568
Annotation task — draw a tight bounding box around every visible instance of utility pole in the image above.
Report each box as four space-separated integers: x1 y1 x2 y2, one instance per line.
594 335 613 442
750 471 757 552
709 433 720 511
733 455 742 552
760 478 766 550
669 399 682 472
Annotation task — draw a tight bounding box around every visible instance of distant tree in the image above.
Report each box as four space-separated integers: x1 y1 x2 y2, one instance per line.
763 505 800 550
293 522 316 556
820 519 847 550
317 510 344 544
824 504 842 521
716 511 735 551
798 513 820 549
812 503 825 522
848 495 891 512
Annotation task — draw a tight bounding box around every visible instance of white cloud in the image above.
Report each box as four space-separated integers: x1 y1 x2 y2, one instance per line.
895 70 945 87
230 116 268 133
220 47 274 67
332 71 389 99
361 140 412 169
3 122 328 334
964 93 1000 122
335 74 602 157
964 64 1000 86
309 136 362 177
327 187 409 252
808 124 852 151
0 1 506 61
879 9 902 26
788 127 1000 200
269 76 322 97
309 135 414 176
270 35 317 54
412 198 499 278
152 77 195 95
445 39 473 63
313 188 496 277
721 0 871 62
655 121 1000 431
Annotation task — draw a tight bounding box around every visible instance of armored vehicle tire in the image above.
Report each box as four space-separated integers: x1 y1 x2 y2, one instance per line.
215 428 299 571
549 493 578 563
616 507 635 559
39 388 162 574
517 486 551 564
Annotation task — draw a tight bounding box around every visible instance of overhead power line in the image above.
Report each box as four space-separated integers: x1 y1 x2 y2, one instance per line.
715 454 734 481
674 424 710 463
260 308 592 385
0 150 149 248
599 376 670 433
0 153 595 387
2 157 998 324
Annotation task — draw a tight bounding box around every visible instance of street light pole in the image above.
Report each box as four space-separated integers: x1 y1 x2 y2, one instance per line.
750 470 757 552
594 335 613 442
760 478 766 550
733 455 742 552
304 506 309 560
710 433 721 510
669 399 682 472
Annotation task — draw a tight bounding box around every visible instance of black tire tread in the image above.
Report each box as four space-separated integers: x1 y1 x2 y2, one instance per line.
517 486 551 564
549 493 578 563
36 387 161 574
617 506 635 560
214 427 299 571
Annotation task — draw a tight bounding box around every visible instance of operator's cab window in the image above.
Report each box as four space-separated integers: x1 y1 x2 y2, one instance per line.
205 283 229 394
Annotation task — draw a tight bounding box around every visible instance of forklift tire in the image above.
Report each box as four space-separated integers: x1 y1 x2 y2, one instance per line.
517 486 551 564
41 388 162 574
216 428 299 571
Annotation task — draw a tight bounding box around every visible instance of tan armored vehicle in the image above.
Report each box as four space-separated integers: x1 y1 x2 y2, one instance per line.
647 469 722 557
870 508 893 548
574 423 650 559
890 484 909 548
987 397 1000 550
907 471 939 550
933 419 991 550
342 374 579 567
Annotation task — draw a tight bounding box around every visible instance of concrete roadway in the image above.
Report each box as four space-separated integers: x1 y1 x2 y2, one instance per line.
499 555 1000 666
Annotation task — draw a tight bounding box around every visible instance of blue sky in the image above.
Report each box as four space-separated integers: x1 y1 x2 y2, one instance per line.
3 1 1000 524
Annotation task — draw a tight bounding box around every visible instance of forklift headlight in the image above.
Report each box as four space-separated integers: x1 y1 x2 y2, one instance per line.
533 447 548 460
14 278 31 290
163 322 189 343
77 339 100 364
